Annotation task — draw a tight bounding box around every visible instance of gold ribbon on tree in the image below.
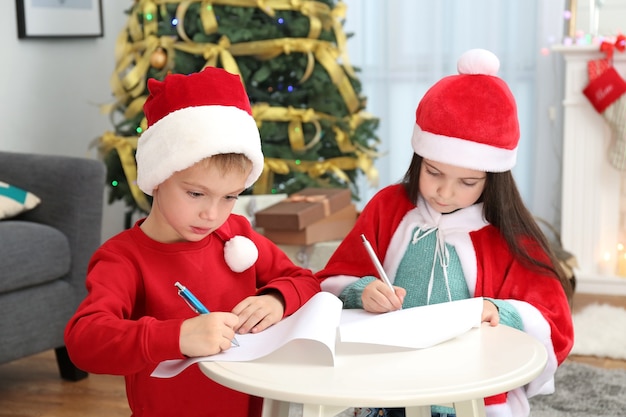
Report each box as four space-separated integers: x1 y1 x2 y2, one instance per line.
250 104 379 192
116 0 355 99
174 36 241 75
174 0 220 39
229 37 359 113
111 0 355 109
111 35 173 101
147 0 338 40
252 104 333 152
97 132 152 213
254 155 365 194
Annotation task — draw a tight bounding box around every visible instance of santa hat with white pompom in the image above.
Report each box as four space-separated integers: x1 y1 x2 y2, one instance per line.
136 67 263 273
411 48 520 172
136 66 264 196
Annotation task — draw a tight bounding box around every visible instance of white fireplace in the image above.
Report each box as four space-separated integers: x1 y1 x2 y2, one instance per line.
553 45 626 295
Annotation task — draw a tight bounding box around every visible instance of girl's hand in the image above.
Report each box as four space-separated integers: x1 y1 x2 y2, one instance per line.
361 279 406 313
232 292 285 334
482 299 500 326
179 312 239 357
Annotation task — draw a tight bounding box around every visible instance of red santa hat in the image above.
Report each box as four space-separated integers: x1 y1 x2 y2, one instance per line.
411 49 520 172
136 67 264 195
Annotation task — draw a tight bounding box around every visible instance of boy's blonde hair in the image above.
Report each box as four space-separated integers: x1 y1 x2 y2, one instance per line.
199 153 252 177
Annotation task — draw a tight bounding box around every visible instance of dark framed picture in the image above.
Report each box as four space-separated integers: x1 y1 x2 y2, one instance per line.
16 0 103 39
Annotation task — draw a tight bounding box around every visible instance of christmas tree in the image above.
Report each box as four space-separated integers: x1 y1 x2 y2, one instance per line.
97 0 379 217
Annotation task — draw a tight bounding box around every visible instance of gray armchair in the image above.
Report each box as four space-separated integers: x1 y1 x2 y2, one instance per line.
0 151 105 380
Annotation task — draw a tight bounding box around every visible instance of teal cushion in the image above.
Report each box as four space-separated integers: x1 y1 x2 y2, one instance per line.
0 181 41 220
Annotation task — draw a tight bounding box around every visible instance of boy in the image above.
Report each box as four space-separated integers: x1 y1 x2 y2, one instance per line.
65 67 321 417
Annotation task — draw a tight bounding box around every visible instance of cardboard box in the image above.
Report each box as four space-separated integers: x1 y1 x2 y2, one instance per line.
255 187 352 231
232 193 287 226
263 204 357 245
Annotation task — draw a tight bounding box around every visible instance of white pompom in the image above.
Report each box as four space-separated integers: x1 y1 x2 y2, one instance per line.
224 236 258 273
457 49 500 76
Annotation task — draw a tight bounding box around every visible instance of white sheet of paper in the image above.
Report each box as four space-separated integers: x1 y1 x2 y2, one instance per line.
151 291 342 378
151 294 484 378
339 297 483 348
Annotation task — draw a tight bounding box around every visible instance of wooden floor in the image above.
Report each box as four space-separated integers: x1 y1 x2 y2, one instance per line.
0 292 624 417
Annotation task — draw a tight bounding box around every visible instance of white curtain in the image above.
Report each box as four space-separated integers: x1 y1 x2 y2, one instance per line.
344 0 566 227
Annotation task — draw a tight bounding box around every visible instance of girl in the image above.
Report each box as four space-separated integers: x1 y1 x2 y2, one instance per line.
316 49 574 417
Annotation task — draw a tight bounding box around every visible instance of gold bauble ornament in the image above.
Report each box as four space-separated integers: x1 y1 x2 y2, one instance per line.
150 48 168 69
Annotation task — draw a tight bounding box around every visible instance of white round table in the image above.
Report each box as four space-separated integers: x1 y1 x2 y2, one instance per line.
200 324 548 417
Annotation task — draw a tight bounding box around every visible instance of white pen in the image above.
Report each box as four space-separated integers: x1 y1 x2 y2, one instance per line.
360 234 394 291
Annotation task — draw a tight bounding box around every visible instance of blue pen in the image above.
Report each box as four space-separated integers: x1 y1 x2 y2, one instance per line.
175 281 239 347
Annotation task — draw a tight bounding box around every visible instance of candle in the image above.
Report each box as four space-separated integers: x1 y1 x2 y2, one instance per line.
599 251 614 276
618 253 626 277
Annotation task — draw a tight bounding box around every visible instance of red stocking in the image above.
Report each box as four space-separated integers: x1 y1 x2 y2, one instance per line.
584 59 626 170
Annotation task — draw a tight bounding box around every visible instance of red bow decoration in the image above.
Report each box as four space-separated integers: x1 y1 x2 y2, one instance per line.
600 34 626 60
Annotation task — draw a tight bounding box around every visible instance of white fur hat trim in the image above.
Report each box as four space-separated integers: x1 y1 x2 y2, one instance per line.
136 105 263 196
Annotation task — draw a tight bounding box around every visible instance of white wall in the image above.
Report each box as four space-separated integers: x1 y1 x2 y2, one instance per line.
0 2 129 241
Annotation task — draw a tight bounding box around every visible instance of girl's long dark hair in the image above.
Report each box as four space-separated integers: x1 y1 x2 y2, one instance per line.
402 154 573 301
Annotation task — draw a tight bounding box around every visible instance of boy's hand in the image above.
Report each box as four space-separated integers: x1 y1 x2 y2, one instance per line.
481 299 500 326
179 312 239 357
361 280 406 313
232 292 285 334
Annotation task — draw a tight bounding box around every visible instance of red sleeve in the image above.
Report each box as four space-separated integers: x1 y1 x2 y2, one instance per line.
64 243 186 375
472 227 574 364
316 184 415 282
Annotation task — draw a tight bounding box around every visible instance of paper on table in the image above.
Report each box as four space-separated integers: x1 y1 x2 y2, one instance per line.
151 293 484 378
151 291 342 378
339 297 483 349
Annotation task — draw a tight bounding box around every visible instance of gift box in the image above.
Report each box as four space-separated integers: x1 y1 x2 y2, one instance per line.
262 204 357 245
255 187 352 231
232 193 287 226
